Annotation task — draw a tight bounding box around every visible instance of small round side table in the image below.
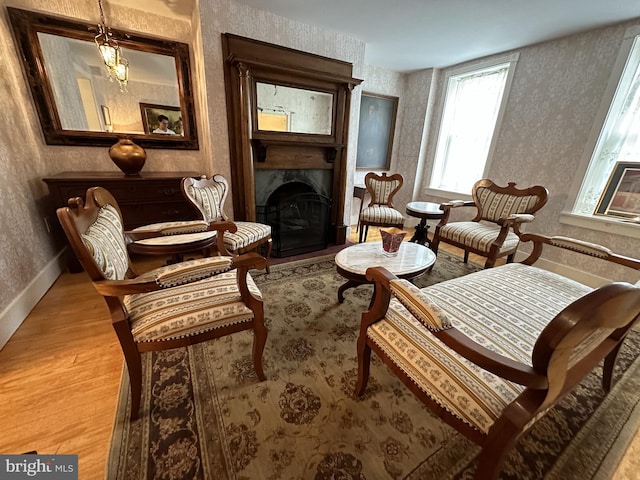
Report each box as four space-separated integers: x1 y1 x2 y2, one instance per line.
405 201 444 248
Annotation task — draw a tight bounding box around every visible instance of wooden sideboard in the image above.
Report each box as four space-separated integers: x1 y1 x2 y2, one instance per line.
43 171 201 271
43 171 201 230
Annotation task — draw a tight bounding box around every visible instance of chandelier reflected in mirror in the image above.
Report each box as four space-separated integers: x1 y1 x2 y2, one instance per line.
94 0 129 91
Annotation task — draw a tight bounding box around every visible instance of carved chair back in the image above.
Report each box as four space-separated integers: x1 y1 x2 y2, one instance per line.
364 172 403 207
57 187 135 283
472 179 548 224
182 175 230 223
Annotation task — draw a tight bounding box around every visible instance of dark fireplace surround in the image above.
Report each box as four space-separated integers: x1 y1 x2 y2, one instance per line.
222 34 362 252
255 170 332 257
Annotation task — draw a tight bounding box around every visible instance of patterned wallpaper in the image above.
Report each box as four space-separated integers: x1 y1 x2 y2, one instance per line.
414 19 640 282
0 0 202 317
196 0 366 222
350 64 421 226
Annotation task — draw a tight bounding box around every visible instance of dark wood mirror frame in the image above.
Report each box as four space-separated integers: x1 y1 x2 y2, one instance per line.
222 34 362 244
7 7 199 150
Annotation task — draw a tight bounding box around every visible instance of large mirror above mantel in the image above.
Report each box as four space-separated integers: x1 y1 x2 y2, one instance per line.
8 7 198 149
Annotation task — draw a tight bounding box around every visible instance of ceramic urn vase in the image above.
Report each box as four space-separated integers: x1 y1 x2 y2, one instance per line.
109 138 147 175
380 227 407 256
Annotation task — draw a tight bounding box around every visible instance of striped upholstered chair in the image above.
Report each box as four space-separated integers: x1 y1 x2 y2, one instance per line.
183 175 273 273
358 172 405 243
355 233 640 479
57 187 268 420
431 179 548 268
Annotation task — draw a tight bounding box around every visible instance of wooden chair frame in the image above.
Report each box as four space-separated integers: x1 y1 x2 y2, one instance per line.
182 175 273 272
57 187 268 420
431 179 548 268
355 233 640 479
358 172 405 243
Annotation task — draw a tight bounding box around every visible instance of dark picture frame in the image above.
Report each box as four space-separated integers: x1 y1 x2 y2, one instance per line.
356 92 398 170
139 103 183 136
595 161 640 219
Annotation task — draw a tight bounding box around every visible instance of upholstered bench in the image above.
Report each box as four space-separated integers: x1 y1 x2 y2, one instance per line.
355 233 640 480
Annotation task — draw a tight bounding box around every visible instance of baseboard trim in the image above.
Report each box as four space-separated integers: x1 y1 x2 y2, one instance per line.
0 250 65 350
514 251 611 287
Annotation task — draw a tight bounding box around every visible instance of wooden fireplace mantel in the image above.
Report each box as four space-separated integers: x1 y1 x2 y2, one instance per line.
251 138 345 166
222 33 362 245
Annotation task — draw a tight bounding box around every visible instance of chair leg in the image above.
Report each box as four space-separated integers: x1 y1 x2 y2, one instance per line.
114 323 143 421
252 319 268 381
359 224 364 243
363 225 369 242
484 257 497 269
603 342 624 392
263 238 273 274
431 237 440 254
354 336 372 396
463 250 469 263
474 422 524 480
506 253 515 263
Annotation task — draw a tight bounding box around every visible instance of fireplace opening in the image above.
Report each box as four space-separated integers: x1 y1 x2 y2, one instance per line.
257 181 332 257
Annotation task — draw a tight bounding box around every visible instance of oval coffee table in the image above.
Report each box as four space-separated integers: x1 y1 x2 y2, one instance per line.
335 242 436 304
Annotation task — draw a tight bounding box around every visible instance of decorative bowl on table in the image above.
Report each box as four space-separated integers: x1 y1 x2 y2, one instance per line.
380 227 406 256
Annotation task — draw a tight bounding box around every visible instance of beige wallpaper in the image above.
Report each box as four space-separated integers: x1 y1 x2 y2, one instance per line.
0 0 203 316
415 20 640 282
196 0 366 220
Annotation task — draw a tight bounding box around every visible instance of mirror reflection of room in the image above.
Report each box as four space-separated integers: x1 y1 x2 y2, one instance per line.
256 82 333 135
37 32 182 135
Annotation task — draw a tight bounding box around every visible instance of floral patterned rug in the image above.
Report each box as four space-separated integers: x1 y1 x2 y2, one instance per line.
108 251 640 479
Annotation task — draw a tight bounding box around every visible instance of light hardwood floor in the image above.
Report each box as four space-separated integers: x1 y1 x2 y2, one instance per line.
0 228 637 479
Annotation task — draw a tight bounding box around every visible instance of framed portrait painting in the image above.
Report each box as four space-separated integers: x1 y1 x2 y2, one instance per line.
139 103 183 136
356 93 398 170
595 161 640 220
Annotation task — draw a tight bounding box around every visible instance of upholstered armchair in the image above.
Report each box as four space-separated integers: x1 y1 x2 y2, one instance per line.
358 172 405 243
182 175 273 272
57 187 268 420
431 179 548 268
355 233 640 479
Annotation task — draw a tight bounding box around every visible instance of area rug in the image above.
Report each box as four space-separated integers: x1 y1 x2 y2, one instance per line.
107 251 640 479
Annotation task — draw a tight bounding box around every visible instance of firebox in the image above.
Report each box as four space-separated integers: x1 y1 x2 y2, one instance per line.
257 181 332 257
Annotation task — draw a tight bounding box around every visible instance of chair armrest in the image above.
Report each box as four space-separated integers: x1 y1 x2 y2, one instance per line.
388 279 452 331
230 252 267 308
153 256 233 287
439 200 474 210
93 277 162 296
437 200 476 225
519 233 640 270
364 266 548 388
93 256 238 295
498 213 535 225
207 220 238 255
230 251 267 271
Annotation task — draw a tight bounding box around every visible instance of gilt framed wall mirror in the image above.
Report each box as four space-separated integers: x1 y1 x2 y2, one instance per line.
8 7 198 149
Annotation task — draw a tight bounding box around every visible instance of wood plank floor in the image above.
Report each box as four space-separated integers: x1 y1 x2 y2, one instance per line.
0 228 637 479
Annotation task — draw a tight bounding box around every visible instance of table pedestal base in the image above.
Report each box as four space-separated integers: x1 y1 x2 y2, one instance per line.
409 219 431 247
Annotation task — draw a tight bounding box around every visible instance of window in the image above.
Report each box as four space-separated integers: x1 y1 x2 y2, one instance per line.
429 55 517 194
573 33 640 217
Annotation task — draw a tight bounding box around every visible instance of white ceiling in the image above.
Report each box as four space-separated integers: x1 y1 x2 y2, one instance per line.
114 0 640 72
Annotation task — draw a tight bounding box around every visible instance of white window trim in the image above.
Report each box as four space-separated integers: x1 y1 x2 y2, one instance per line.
560 211 640 237
424 52 520 197
561 24 640 238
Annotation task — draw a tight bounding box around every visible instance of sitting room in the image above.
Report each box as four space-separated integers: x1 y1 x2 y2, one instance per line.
1 0 640 478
